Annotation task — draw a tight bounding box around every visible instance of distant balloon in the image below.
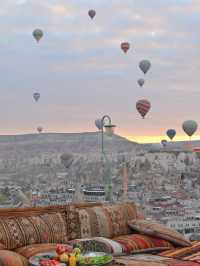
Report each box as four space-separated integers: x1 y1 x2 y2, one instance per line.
32 29 43 43
136 99 151 119
37 126 43 133
121 42 130 53
137 78 145 87
161 139 167 148
166 129 176 140
182 120 198 137
139 60 151 74
88 9 96 19
33 92 40 102
60 153 74 169
95 118 103 130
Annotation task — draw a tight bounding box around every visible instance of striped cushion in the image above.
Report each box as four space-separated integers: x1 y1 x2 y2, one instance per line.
0 250 29 266
128 220 191 247
113 234 173 253
0 212 68 250
15 243 73 259
66 203 138 240
160 241 200 263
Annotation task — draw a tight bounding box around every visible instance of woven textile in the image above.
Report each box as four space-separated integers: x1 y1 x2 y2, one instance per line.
0 250 29 266
0 212 68 250
128 220 191 247
160 241 200 264
65 206 82 240
114 254 200 266
112 234 173 254
69 237 123 254
15 243 73 259
66 203 138 240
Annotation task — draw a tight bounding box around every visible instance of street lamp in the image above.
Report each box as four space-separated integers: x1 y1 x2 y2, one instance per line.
100 115 116 201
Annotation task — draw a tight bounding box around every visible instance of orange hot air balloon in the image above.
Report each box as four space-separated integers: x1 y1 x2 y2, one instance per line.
136 99 151 118
121 42 130 53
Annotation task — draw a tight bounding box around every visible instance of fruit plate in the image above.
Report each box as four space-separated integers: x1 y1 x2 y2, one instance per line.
29 252 65 266
80 252 113 266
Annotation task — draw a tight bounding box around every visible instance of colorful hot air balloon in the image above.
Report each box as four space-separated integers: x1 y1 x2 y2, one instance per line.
136 99 151 119
137 78 145 87
88 9 96 19
166 129 176 140
121 42 130 53
95 118 103 130
37 126 43 133
182 120 198 138
139 60 151 74
161 139 167 148
33 92 40 102
32 29 43 43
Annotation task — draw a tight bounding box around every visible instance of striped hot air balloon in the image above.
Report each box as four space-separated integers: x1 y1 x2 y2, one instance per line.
136 99 151 119
121 42 130 53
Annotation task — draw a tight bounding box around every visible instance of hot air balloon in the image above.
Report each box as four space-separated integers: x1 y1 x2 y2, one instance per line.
88 9 96 19
136 99 151 119
137 78 145 87
139 60 151 74
95 119 103 130
32 29 43 43
182 120 198 138
60 153 74 169
166 129 176 141
33 92 40 102
37 126 43 133
161 139 167 148
121 42 130 53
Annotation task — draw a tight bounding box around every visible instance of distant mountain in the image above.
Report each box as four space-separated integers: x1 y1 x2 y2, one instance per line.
0 132 139 158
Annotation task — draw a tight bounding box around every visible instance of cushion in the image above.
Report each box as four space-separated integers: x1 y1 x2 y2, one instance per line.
0 250 29 266
128 220 191 247
112 234 173 254
15 243 73 259
0 212 68 250
160 241 200 263
114 254 200 266
69 237 123 254
66 202 138 240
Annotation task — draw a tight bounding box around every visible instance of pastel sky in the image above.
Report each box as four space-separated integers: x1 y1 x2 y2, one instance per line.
0 0 200 143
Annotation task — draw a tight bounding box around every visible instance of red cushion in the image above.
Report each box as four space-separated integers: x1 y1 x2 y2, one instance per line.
0 250 29 266
15 243 73 259
113 234 173 253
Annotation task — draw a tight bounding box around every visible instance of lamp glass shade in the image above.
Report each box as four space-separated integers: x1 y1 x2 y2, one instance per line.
104 125 116 136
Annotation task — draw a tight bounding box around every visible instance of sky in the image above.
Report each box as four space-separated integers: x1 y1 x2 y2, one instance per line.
0 0 200 143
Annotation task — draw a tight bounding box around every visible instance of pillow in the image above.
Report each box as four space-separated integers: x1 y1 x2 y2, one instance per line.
128 219 191 247
66 203 138 240
0 212 68 250
0 250 29 266
69 237 123 254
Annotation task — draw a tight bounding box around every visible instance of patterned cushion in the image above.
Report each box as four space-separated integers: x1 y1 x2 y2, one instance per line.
0 250 29 266
128 220 191 247
112 234 173 253
0 212 68 250
69 237 123 254
15 243 73 259
66 203 138 240
160 241 200 263
114 254 200 266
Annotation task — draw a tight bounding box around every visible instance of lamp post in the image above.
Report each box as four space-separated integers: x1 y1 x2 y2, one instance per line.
100 115 116 202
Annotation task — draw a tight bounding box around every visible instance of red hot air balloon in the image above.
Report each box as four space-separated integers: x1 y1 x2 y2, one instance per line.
121 42 130 53
136 99 151 119
88 9 96 19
